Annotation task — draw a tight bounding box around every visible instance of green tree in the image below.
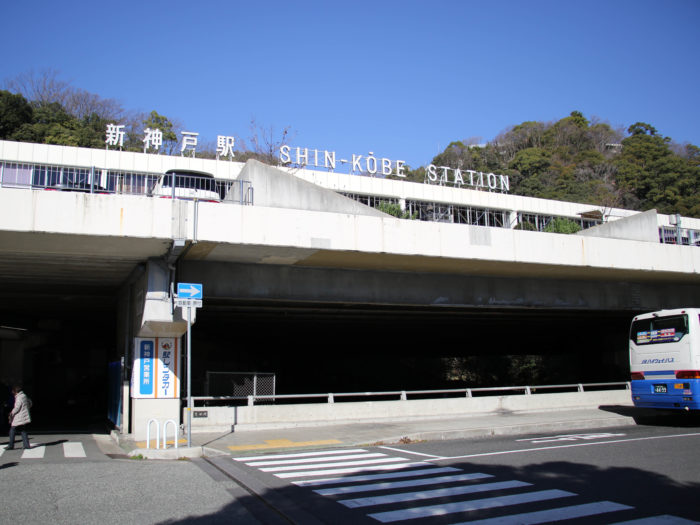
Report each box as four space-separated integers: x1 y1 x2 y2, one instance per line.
0 90 34 139
377 201 416 219
544 217 582 234
614 122 700 214
509 147 551 177
140 110 178 153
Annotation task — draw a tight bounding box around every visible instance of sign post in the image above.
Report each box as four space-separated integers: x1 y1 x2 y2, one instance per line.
175 283 203 448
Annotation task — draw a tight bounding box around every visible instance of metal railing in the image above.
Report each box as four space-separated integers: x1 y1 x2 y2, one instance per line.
204 371 275 398
0 161 253 205
191 381 630 407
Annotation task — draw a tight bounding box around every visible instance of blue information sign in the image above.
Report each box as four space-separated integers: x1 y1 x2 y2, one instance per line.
139 339 154 396
177 283 203 299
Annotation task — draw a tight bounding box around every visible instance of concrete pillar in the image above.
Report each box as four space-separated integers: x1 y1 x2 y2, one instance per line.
121 259 193 441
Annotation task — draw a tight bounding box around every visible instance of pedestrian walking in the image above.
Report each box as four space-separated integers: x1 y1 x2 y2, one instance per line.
6 385 32 450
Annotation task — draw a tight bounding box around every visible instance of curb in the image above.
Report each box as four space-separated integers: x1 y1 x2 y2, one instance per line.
128 446 228 460
361 415 637 446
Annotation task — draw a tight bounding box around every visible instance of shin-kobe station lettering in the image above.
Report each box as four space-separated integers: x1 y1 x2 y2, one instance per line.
279 145 511 192
104 123 510 192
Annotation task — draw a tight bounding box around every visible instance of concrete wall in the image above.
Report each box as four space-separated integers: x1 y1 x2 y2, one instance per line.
578 209 659 243
0 139 245 180
185 389 632 433
233 159 389 217
132 398 181 441
2 186 699 286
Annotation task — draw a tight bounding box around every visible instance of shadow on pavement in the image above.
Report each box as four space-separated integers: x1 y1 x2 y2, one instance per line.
599 404 700 427
156 455 700 524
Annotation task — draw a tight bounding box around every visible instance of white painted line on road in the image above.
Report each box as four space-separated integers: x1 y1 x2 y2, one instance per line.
378 445 444 459
246 452 386 467
434 432 700 461
515 432 627 444
340 480 531 508
233 448 367 462
276 461 432 478
450 500 632 524
611 515 699 524
293 466 461 487
315 472 493 496
261 456 409 472
367 489 575 523
63 442 86 458
21 446 45 459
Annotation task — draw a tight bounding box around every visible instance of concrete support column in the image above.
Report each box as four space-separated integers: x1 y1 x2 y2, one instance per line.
120 258 192 441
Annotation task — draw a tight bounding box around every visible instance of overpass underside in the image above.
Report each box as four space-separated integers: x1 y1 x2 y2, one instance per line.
2 181 700 434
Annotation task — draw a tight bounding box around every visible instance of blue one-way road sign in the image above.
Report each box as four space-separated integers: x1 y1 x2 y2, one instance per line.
177 283 203 299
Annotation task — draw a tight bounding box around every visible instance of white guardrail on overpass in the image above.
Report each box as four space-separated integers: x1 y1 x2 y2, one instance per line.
193 382 630 406
186 382 632 433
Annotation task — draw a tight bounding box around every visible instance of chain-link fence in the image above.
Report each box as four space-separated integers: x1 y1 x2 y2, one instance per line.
204 371 276 400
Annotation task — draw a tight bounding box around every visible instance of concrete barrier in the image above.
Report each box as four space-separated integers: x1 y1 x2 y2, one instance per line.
185 389 632 433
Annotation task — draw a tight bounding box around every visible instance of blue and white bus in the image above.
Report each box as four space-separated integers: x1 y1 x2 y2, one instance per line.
630 308 700 411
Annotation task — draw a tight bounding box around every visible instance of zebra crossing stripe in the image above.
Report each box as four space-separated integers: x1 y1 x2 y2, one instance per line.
246 452 387 467
315 472 493 496
293 466 461 487
610 516 699 524
63 442 86 458
449 501 632 524
276 461 433 478
21 446 46 459
367 489 575 523
260 456 410 473
233 448 368 462
341 480 531 509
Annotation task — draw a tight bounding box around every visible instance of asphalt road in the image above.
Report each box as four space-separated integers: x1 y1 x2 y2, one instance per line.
2 421 699 524
229 423 700 524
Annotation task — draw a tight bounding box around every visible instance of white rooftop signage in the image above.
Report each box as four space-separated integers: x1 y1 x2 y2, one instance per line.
103 121 509 191
279 145 407 178
426 164 510 193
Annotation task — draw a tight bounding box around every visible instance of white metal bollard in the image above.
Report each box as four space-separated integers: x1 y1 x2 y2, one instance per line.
163 419 178 449
146 419 160 449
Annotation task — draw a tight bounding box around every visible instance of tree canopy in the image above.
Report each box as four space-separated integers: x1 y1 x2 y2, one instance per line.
422 111 700 218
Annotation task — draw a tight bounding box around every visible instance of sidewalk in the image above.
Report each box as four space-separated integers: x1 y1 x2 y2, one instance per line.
116 404 642 459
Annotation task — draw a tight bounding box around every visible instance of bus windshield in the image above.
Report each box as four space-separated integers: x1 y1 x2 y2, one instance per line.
630 314 688 346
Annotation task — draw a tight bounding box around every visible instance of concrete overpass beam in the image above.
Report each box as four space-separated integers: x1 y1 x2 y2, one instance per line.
138 258 191 338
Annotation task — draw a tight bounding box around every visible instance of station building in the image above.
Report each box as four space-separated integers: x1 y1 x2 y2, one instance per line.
1 139 699 437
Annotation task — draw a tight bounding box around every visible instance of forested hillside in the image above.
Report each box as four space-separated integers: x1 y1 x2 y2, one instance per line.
1 71 698 218
404 111 700 218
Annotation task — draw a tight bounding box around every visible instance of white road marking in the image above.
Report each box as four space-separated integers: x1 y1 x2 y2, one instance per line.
315 472 493 496
63 442 86 458
292 466 461 487
275 461 432 478
450 501 632 524
367 489 575 523
515 432 627 444
260 456 409 472
246 452 386 467
433 432 700 461
611 516 699 524
378 445 443 458
340 480 531 508
233 448 367 462
21 446 45 459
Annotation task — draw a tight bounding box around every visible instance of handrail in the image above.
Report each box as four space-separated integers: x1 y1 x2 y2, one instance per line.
191 381 630 406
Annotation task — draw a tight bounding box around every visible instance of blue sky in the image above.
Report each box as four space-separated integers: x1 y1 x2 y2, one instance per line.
2 0 699 168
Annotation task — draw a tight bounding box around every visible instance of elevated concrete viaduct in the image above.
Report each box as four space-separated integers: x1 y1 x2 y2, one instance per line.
1 142 699 438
